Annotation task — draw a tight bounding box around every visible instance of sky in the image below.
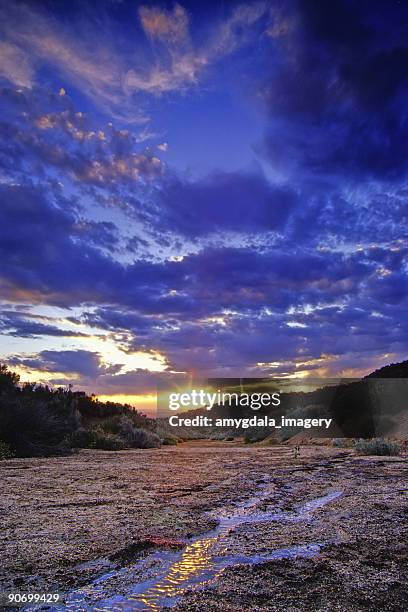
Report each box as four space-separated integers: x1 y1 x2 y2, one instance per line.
0 0 407 411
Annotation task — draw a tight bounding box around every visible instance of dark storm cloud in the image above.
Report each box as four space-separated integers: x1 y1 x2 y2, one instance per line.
120 297 407 376
260 0 408 181
365 272 408 306
2 82 404 251
148 171 299 236
173 246 373 313
78 309 158 337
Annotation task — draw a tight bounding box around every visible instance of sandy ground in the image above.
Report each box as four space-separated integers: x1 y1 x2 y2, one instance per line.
0 442 407 610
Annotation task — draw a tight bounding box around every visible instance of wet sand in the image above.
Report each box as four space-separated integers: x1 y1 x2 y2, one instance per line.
0 443 407 610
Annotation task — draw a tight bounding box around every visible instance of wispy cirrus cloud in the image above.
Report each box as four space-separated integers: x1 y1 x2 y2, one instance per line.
126 1 271 95
208 1 269 56
0 41 34 88
0 3 147 123
139 3 190 45
0 1 272 120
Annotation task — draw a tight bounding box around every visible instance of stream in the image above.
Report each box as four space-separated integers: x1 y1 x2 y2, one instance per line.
25 481 342 611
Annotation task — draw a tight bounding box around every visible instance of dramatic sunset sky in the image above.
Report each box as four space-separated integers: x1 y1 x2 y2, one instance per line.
0 0 407 409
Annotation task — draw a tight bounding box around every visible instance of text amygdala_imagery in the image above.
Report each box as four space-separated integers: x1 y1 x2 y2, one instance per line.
168 415 333 429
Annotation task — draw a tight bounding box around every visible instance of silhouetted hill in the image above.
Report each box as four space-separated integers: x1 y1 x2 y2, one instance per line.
365 360 408 378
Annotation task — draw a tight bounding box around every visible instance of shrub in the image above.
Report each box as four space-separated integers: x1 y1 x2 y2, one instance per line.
0 395 75 457
354 438 400 456
244 428 269 443
162 435 178 445
92 431 126 451
118 416 160 448
0 441 14 460
68 427 125 450
98 415 124 435
68 428 99 448
126 427 160 449
210 432 227 440
332 438 347 448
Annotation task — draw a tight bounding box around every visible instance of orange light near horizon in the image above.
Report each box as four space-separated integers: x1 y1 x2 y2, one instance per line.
95 393 157 414
10 365 81 385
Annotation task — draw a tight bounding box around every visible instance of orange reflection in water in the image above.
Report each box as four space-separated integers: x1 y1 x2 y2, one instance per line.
131 532 221 610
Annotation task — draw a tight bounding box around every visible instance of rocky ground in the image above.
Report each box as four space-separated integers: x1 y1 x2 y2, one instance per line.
0 442 407 610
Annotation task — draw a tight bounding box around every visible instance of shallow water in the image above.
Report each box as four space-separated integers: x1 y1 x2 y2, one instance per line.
26 484 342 611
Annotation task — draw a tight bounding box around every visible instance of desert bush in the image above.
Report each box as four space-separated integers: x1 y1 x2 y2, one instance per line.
133 428 160 448
119 417 160 448
75 395 155 430
0 395 74 457
354 438 400 456
68 427 125 450
68 428 99 448
210 431 227 440
332 438 347 448
162 435 178 445
155 424 181 444
92 430 126 450
0 441 14 460
98 414 124 435
244 427 269 443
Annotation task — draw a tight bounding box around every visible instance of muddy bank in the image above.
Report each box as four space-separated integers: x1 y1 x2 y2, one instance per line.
0 444 407 610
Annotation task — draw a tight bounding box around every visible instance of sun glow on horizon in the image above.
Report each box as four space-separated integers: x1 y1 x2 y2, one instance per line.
95 393 157 414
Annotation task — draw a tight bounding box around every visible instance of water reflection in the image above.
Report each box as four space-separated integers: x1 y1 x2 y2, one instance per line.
24 488 342 611
131 534 219 611
128 489 342 610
